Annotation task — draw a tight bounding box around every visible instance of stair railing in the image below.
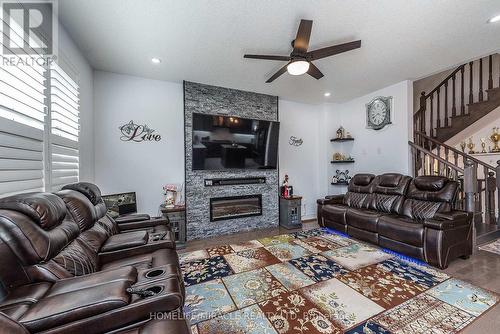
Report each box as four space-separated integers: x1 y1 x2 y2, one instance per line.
414 53 499 140
412 131 498 224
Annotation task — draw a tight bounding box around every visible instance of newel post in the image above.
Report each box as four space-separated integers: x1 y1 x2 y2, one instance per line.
486 171 496 224
463 159 477 214
496 161 500 225
464 159 477 251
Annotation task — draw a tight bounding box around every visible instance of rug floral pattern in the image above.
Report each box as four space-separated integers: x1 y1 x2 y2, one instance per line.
180 228 499 333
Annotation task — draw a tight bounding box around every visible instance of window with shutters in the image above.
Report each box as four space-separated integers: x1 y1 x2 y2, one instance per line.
0 13 47 196
0 14 80 196
49 63 80 191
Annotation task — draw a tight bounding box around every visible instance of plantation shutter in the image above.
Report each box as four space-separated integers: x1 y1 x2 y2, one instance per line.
49 63 80 190
0 13 47 196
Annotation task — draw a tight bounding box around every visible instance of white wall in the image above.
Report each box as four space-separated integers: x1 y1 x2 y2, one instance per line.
324 81 413 195
93 71 184 215
278 100 324 219
58 24 94 181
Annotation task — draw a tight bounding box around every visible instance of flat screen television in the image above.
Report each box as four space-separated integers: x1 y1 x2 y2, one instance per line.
192 113 280 170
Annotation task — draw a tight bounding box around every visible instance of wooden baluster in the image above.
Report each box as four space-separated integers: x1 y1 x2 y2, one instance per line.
430 95 434 137
496 161 500 224
479 58 484 102
454 151 458 166
461 66 465 115
419 92 426 135
488 54 493 90
486 170 496 224
452 75 457 116
444 82 449 126
445 147 450 177
469 61 474 105
437 89 441 128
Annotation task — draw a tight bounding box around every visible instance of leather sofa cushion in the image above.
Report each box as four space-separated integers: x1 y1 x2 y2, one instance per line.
0 193 67 230
79 223 112 253
101 249 180 271
322 204 348 225
378 215 424 247
100 231 149 253
413 176 447 191
347 174 376 193
115 213 151 224
19 280 130 333
47 266 137 297
62 182 102 205
53 239 99 276
0 283 51 309
346 208 381 232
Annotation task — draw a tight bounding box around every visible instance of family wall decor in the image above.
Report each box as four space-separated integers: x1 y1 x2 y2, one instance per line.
119 120 161 142
289 136 303 146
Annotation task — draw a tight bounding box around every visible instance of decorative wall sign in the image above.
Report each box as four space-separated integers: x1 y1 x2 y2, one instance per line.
289 136 303 146
119 120 161 142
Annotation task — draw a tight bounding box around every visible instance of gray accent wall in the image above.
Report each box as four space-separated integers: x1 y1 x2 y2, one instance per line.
184 81 279 240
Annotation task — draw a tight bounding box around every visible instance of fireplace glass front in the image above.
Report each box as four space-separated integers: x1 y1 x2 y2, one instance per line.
210 194 262 221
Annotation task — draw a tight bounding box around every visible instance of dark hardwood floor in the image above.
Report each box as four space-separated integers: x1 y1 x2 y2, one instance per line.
181 220 500 334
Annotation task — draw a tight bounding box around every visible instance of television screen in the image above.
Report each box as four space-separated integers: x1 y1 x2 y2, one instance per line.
192 113 280 170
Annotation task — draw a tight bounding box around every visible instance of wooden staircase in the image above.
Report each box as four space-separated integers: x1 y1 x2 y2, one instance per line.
411 53 500 246
414 54 500 143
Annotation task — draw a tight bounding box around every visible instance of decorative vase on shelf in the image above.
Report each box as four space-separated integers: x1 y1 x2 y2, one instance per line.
490 127 500 152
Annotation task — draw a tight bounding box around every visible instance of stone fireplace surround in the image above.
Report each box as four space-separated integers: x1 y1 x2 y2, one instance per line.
184 81 279 241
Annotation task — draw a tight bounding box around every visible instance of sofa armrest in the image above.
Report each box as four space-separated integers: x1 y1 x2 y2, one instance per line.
115 213 151 224
117 217 169 232
424 211 472 230
317 195 344 206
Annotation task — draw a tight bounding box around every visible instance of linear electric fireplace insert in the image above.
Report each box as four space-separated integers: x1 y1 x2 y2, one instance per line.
210 194 262 221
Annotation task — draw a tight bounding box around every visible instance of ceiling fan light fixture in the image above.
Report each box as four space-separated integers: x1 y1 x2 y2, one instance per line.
488 14 500 23
287 60 310 75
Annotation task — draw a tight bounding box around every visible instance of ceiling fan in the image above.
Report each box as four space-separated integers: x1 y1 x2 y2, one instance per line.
244 19 361 83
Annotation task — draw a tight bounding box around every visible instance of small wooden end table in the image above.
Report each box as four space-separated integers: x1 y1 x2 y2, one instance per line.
160 204 187 248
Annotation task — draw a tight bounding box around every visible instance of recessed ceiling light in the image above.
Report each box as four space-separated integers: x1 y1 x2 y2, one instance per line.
488 14 500 23
324 92 331 97
151 57 162 64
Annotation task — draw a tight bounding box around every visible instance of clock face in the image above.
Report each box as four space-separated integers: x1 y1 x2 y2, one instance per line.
369 100 387 125
367 97 391 130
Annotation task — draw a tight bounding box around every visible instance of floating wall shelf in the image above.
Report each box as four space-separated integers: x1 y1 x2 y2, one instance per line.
330 138 354 142
331 160 355 164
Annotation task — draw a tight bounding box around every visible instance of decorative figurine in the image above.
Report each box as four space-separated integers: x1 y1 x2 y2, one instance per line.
460 141 466 153
480 138 487 153
281 174 293 198
163 184 181 208
490 127 500 152
336 126 345 139
467 137 475 154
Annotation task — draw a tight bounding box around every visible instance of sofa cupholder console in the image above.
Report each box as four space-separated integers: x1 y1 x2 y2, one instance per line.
146 268 166 279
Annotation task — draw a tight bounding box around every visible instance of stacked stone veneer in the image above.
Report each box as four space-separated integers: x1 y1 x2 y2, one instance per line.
184 81 279 240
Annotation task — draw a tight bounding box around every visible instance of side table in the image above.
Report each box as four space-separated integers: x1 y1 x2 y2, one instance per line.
160 204 187 248
279 196 302 229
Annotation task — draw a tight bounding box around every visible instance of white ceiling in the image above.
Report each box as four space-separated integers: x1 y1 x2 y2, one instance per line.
58 0 500 104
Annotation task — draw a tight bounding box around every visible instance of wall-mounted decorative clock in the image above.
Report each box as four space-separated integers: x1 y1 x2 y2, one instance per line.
366 96 392 130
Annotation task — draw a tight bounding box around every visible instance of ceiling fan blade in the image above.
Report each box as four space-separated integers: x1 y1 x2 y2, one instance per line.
266 63 290 83
244 54 291 61
307 62 324 80
308 40 361 60
293 19 313 53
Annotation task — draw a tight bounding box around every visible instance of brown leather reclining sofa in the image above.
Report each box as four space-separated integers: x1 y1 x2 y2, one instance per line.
317 173 473 269
0 185 190 333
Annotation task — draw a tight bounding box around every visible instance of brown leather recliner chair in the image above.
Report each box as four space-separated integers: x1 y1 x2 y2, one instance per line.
317 173 473 269
62 182 170 233
0 193 185 333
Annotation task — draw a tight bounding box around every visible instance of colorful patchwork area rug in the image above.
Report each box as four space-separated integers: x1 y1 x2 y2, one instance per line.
180 228 498 334
479 238 500 256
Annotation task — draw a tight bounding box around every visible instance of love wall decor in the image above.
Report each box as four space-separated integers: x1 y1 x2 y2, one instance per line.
119 120 161 142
